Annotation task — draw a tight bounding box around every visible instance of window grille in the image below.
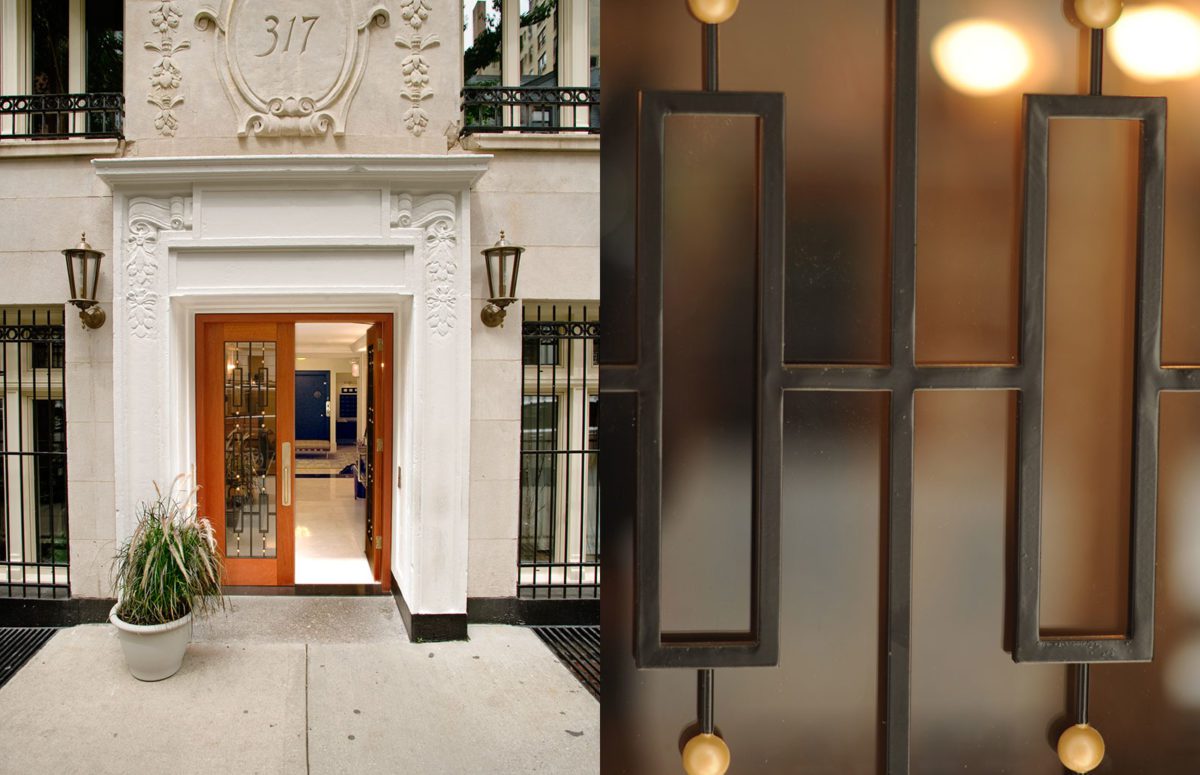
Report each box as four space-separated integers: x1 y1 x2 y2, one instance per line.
519 304 599 599
0 308 68 598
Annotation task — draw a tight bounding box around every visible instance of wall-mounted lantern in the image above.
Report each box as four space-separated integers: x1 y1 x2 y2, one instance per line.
62 233 106 329
480 231 525 328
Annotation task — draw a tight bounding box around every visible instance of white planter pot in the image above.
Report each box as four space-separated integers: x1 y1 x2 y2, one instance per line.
110 605 193 681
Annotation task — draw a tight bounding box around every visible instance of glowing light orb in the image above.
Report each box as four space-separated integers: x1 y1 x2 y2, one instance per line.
932 20 1032 96
1110 5 1200 82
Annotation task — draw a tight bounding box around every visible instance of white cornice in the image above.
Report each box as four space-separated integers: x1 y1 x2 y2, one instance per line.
93 154 492 189
461 133 599 153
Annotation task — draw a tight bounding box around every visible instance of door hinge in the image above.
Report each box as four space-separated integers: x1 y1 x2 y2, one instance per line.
397 466 402 490
374 340 383 352
374 535 383 550
376 437 383 452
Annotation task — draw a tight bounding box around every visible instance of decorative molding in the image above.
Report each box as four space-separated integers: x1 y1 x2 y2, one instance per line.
389 192 413 228
195 1 389 137
395 34 439 136
391 193 459 337
398 0 432 29
125 196 192 340
94 155 491 188
146 1 190 136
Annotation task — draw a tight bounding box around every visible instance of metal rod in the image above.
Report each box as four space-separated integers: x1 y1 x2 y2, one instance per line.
1076 663 1090 725
698 669 715 734
702 24 719 92
1089 29 1104 96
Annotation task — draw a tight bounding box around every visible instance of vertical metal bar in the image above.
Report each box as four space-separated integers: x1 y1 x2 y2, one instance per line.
1 309 8 584
562 307 573 599
887 1 920 771
698 668 715 734
579 308 588 597
16 309 27 597
550 304 559 594
1075 663 1090 725
52 317 59 589
702 24 719 93
1089 29 1104 97
537 303 547 595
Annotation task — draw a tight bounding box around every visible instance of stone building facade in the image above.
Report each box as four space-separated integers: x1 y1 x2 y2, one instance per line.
0 0 599 639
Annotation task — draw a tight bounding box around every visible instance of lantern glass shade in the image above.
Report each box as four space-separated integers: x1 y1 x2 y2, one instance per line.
479 231 525 328
63 234 103 305
481 231 525 307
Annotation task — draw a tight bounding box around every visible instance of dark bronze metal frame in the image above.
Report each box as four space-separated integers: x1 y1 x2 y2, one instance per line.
611 2 1172 771
634 90 785 669
1015 93 1167 663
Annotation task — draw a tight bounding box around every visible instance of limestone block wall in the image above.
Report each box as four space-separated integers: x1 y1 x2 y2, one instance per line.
466 149 599 598
0 153 117 597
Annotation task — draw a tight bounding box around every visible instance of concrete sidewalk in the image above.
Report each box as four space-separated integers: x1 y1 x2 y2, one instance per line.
0 597 598 774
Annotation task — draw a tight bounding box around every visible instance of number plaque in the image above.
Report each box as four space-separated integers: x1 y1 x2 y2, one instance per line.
195 0 389 137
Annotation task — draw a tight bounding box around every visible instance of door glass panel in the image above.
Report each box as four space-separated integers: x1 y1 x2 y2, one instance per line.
223 341 278 559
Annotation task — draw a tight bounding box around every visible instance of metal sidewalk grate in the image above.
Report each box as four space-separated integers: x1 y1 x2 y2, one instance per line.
0 628 58 689
531 625 599 700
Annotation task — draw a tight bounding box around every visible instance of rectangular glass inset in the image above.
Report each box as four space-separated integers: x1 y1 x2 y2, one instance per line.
223 341 278 560
659 113 758 635
1039 118 1139 637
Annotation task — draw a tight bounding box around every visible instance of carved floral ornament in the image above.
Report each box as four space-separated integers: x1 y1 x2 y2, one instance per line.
392 193 460 337
195 0 389 137
395 34 439 136
124 197 192 340
147 2 189 136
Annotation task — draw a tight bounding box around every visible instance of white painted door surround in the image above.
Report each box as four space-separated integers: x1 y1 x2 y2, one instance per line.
94 154 489 618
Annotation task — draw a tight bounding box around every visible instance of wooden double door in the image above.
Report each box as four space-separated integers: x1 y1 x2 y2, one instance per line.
196 314 392 588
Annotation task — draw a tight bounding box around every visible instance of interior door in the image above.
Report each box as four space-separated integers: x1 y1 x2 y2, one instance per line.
363 322 386 576
295 370 330 443
197 319 296 586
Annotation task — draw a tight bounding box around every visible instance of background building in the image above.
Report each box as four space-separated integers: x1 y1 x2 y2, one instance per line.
0 0 599 640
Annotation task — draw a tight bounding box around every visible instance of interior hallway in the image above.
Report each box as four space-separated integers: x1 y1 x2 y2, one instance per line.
294 476 374 585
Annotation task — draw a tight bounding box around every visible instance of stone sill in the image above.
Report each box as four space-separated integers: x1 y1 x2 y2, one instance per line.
0 138 123 159
461 133 599 153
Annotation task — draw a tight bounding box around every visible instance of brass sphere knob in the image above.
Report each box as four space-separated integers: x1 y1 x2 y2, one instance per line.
686 0 739 25
682 732 730 775
1058 723 1105 773
1074 0 1123 29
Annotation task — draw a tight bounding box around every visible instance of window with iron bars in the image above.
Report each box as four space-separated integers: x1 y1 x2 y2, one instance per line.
1 307 68 598
0 1 124 140
520 304 598 599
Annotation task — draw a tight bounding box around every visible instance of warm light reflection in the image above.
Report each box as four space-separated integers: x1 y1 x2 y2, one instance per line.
932 19 1031 96
1110 5 1200 82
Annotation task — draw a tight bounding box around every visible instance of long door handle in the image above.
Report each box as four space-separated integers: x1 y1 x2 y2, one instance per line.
282 441 292 506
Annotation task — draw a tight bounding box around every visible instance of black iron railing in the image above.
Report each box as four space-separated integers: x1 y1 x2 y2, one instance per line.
520 305 599 599
462 86 599 135
1 308 69 598
0 93 124 140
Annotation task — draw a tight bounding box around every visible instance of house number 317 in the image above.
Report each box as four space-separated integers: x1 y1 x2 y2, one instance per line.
256 15 319 57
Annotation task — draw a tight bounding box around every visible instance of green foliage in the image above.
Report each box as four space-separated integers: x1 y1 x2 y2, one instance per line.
113 476 224 627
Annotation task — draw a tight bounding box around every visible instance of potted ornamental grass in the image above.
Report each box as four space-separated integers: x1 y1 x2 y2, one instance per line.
110 476 224 681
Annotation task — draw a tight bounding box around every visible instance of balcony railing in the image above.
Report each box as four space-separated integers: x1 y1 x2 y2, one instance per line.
462 86 599 135
0 93 124 140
